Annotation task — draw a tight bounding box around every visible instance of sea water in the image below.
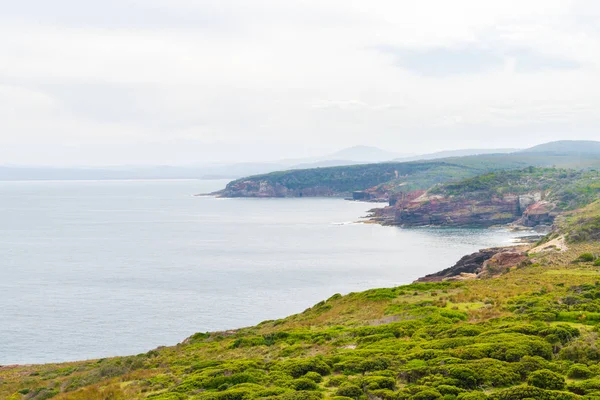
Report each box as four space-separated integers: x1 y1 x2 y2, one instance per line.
0 179 531 364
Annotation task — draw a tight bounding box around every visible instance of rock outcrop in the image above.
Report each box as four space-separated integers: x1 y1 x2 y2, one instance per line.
371 190 558 228
416 248 500 282
416 245 530 282
394 195 521 227
478 250 529 278
519 201 556 227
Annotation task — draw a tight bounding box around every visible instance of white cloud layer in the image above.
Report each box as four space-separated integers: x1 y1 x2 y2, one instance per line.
1 0 599 165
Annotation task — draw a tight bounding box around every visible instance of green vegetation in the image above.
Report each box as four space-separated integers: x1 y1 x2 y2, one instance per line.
431 168 600 211
557 200 600 243
218 147 600 198
3 146 600 399
221 161 482 197
3 241 600 399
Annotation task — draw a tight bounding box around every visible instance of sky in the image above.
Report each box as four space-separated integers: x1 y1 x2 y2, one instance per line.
1 0 599 166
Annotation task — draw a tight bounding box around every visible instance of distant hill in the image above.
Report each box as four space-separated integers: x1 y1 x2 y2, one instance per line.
394 148 519 162
520 140 600 155
321 145 407 163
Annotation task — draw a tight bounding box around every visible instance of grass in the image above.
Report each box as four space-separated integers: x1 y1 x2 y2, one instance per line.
557 200 600 243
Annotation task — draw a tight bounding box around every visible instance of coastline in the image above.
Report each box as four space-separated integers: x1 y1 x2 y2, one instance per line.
6 227 541 367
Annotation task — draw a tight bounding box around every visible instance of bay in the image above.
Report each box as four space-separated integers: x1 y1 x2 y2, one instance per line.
0 179 530 364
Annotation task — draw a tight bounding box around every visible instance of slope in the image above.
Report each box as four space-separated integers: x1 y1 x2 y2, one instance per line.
3 236 600 399
216 143 600 199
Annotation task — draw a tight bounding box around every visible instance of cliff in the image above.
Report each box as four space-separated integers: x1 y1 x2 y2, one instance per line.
371 168 599 228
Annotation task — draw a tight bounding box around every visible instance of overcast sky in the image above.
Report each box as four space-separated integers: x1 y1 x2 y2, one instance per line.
2 0 599 166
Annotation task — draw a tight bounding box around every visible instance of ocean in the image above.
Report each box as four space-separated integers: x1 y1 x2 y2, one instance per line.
0 179 530 364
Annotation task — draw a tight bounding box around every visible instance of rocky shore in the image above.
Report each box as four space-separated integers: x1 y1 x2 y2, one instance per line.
415 245 531 282
369 190 557 228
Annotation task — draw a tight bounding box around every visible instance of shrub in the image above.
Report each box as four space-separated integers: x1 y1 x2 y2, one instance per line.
558 339 600 363
436 385 464 396
255 387 288 397
577 253 595 262
277 392 323 400
411 389 442 400
280 358 331 378
335 384 363 399
202 389 253 400
448 367 478 389
487 385 548 399
517 356 551 377
357 357 391 373
457 393 488 400
361 376 395 390
303 372 323 383
369 389 396 400
230 336 266 348
326 376 347 387
567 364 593 379
566 378 600 395
146 394 187 400
527 369 565 390
291 378 318 391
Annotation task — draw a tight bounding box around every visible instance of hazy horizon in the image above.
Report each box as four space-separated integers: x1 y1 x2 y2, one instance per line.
0 143 524 168
2 1 599 166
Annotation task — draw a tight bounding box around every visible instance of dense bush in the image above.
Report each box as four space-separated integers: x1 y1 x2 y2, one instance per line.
302 372 323 383
487 385 580 400
411 389 443 400
277 391 323 400
527 369 565 390
567 364 593 379
291 378 318 391
566 378 600 395
457 393 488 400
361 375 396 390
335 384 363 399
576 253 595 262
279 358 331 378
558 339 600 363
436 385 464 396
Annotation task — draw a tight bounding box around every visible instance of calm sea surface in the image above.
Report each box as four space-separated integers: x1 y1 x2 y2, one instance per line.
0 179 531 365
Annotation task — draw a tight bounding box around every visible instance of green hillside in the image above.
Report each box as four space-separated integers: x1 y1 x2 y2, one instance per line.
218 161 481 198
432 168 600 210
217 142 600 198
523 141 600 155
3 227 600 399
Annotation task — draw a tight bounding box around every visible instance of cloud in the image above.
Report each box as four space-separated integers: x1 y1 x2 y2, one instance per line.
372 43 580 77
311 100 404 110
0 0 599 165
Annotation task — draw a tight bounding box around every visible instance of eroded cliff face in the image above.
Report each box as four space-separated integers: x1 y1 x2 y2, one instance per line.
395 194 521 227
371 190 557 228
519 200 556 227
218 180 345 198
